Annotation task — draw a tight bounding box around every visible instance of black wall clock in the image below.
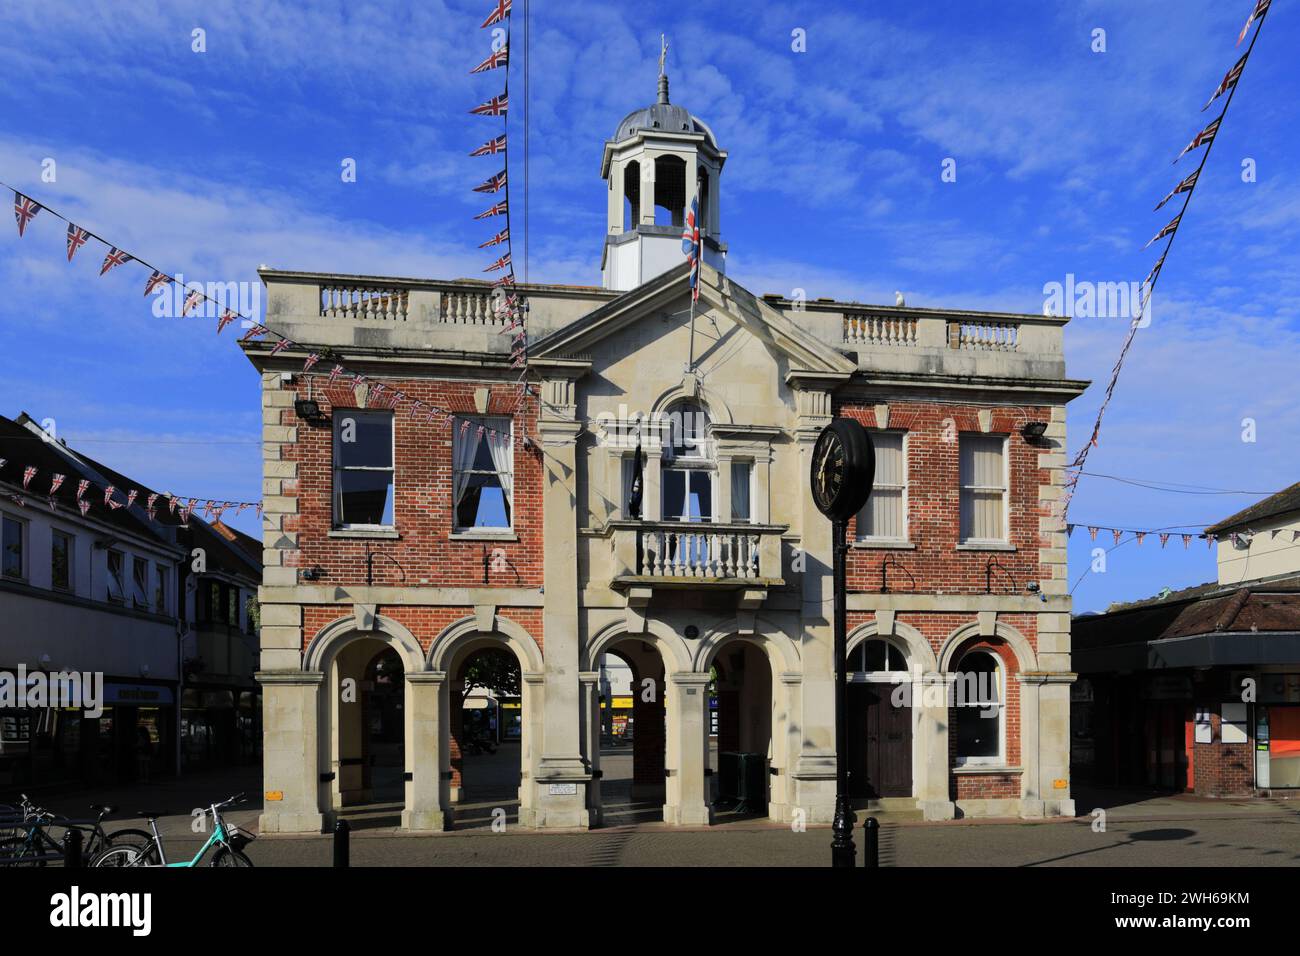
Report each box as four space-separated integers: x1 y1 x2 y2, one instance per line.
810 417 875 521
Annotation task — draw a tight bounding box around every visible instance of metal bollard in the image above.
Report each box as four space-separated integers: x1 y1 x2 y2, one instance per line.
63 828 83 868
863 816 879 868
333 819 350 868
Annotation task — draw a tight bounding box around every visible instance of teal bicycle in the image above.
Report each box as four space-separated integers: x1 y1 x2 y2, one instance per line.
91 794 256 868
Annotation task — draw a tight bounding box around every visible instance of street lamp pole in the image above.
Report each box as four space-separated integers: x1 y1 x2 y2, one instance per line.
830 516 856 867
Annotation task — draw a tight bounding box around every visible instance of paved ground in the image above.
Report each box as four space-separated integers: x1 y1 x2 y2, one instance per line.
12 751 1300 866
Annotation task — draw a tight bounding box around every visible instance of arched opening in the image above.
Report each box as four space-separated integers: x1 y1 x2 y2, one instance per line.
623 160 641 232
953 648 1005 767
330 637 406 826
594 639 666 827
448 643 524 829
653 155 686 226
845 637 913 800
708 641 773 821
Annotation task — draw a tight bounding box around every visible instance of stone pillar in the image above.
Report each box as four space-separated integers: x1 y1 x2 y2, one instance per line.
1023 673 1076 817
579 671 603 827
403 671 446 831
917 673 956 821
640 156 656 226
665 672 712 825
257 671 324 834
532 376 592 828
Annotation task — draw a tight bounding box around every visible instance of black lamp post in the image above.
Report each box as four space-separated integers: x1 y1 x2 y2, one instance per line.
809 417 874 868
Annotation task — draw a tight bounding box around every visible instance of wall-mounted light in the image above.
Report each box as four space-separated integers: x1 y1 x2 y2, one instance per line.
1020 421 1049 442
301 566 325 581
294 399 322 420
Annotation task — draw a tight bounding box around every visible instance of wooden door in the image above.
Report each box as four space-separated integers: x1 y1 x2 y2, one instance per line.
847 684 912 798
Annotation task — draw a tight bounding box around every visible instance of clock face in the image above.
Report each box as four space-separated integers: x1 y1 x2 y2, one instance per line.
810 418 875 520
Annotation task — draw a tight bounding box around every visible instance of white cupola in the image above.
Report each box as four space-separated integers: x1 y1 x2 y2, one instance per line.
600 52 727 291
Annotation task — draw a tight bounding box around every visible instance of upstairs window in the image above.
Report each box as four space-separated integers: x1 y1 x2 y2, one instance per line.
453 416 513 531
154 562 168 614
106 550 125 604
333 410 395 529
857 432 906 541
2 514 25 580
730 461 752 523
662 402 713 524
131 556 149 609
51 530 73 591
959 435 1007 543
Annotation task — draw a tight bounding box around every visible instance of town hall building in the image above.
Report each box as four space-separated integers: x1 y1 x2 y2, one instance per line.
244 72 1087 832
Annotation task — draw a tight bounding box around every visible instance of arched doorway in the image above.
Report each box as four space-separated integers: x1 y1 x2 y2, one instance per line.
448 645 523 828
845 637 913 800
708 641 774 822
330 637 406 826
594 640 667 827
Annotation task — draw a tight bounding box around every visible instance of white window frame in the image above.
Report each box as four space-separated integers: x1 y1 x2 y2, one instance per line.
847 637 911 683
1 512 27 581
958 434 1009 545
953 650 1006 767
131 555 150 610
332 410 396 531
51 528 74 592
661 402 715 524
106 549 126 604
729 459 754 524
856 431 908 543
453 415 514 532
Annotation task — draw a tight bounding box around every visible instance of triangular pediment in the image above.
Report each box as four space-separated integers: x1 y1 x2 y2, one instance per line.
529 261 857 377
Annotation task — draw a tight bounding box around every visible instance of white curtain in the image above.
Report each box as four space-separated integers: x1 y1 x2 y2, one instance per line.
960 436 1005 540
485 420 513 506
730 462 751 522
452 423 480 506
860 433 903 538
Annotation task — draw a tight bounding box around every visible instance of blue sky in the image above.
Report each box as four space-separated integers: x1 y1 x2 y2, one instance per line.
0 0 1295 612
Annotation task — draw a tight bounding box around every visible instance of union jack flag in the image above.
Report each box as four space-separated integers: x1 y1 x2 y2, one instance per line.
1175 117 1220 162
1238 0 1270 45
1144 213 1181 249
485 253 511 272
1142 252 1167 291
255 502 263 519
146 507 156 522
66 224 91 262
1204 53 1248 111
50 474 65 495
100 247 131 275
370 382 387 403
303 353 321 373
144 270 171 296
474 170 507 193
217 310 237 334
681 196 701 300
147 493 158 511
182 287 204 316
479 228 508 248
410 400 425 418
103 485 115 506
491 273 514 287
1159 533 1170 548
76 479 89 500
270 337 292 356
470 93 508 116
241 324 268 340
474 200 508 220
471 46 508 74
480 0 511 28
22 466 35 489
126 490 138 509
13 192 40 237
328 364 345 385
470 135 507 156
168 495 178 514
79 500 90 517
1154 170 1198 211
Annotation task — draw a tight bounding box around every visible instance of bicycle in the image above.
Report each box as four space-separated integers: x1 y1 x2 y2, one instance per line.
91 794 256 868
0 796 152 867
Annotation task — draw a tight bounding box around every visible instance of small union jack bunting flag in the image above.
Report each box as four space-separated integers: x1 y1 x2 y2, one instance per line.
100 247 131 275
470 134 507 156
146 507 156 522
474 200 507 220
13 192 40 237
50 474 65 495
78 500 90 517
9 495 25 508
255 502 263 519
147 493 158 511
1154 170 1198 212
1175 117 1220 163
144 270 171 296
1204 53 1248 111
241 324 268 340
182 288 204 316
491 273 515 287
126 490 137 508
370 382 387 402
66 224 91 262
1159 533 1170 548
474 170 507 193
1238 0 1270 45
104 485 115 506
22 466 35 489
460 419 471 436
107 498 123 510
481 0 511 28
270 338 292 356
169 495 178 514
303 353 320 373
1112 529 1123 545
470 47 508 75
328 364 345 385
76 479 89 500
485 253 511 272
1144 214 1181 249
470 93 508 116
479 228 508 248
217 310 237 334
1088 527 1098 541
410 400 424 418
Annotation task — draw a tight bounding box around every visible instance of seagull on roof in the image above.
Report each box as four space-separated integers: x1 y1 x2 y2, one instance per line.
894 291 906 307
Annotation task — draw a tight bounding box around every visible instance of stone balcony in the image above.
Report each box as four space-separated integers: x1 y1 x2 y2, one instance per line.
607 520 786 591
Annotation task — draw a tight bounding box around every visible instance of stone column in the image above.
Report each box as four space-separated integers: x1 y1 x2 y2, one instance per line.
665 672 712 825
531 376 592 828
1024 673 1076 817
917 673 956 821
403 671 446 831
579 670 603 827
257 671 324 834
